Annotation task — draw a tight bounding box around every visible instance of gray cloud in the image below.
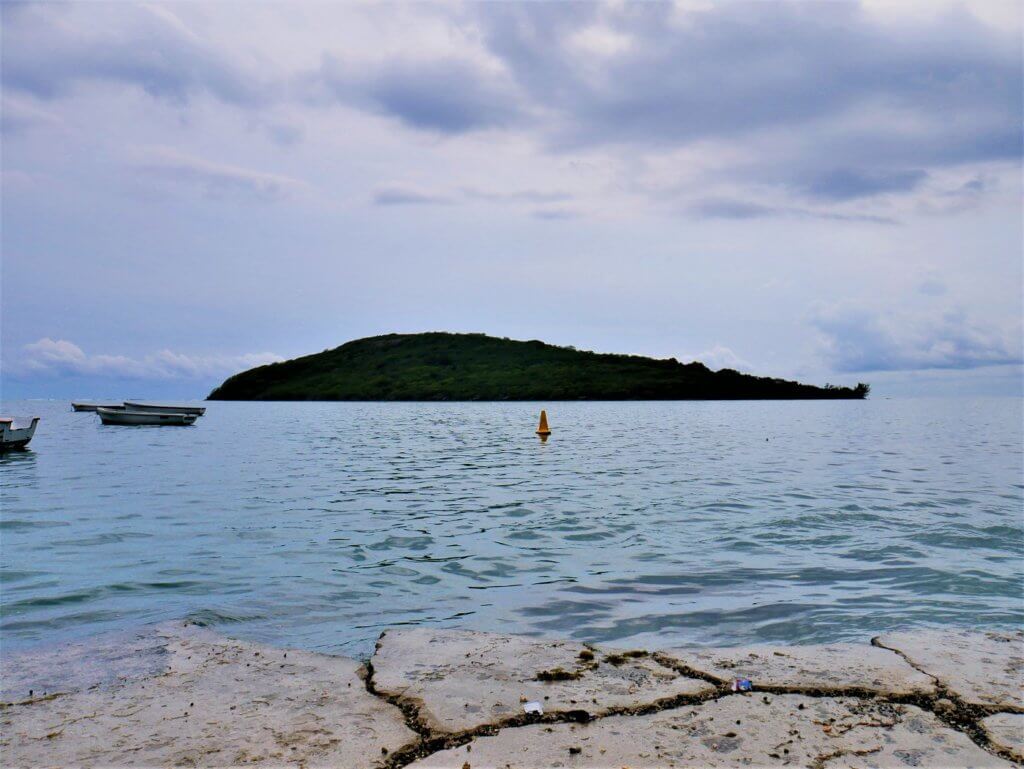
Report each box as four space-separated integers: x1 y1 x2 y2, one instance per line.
6 2 1018 213
531 208 579 221
689 197 896 224
474 2 1021 206
478 3 1020 157
263 122 303 147
797 169 928 201
317 56 519 134
811 304 1022 372
2 4 265 107
371 183 452 206
917 276 948 297
132 147 304 202
690 198 778 220
372 183 573 208
461 187 571 204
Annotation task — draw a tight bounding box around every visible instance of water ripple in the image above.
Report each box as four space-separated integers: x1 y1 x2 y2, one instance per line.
0 397 1021 658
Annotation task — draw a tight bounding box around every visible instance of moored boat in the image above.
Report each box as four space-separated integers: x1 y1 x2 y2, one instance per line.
123 401 206 416
97 408 197 426
71 402 124 412
0 417 40 450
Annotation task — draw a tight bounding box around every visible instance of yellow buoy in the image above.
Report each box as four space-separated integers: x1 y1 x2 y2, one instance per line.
536 409 551 437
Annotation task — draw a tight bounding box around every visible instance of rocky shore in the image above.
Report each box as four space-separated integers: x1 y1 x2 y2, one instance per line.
2 624 1020 767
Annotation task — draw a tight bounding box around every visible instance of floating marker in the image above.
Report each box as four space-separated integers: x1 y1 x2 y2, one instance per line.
536 409 551 437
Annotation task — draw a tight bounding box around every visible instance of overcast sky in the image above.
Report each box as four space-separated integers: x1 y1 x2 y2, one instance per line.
2 0 1021 399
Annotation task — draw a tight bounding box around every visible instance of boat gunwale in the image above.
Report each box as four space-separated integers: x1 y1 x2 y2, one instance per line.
123 401 206 416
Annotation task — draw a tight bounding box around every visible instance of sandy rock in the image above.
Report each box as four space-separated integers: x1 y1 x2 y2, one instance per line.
659 642 935 696
370 628 714 733
409 694 1013 768
0 624 416 768
981 713 1024 761
875 630 1024 710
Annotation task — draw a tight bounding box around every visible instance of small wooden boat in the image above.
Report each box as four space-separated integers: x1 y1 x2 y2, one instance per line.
71 402 123 412
123 401 206 416
0 417 40 450
97 408 197 426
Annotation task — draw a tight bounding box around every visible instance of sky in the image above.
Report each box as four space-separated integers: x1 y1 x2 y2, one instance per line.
2 0 1021 400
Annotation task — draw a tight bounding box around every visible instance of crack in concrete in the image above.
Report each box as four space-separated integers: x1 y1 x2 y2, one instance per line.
870 635 1023 764
362 640 1024 769
811 743 883 769
363 652 720 769
650 651 731 688
870 635 942 688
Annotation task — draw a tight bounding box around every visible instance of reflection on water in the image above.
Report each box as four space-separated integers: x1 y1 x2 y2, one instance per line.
0 447 37 467
0 398 1021 659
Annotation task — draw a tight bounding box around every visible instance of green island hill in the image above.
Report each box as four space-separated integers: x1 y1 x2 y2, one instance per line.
207 332 869 401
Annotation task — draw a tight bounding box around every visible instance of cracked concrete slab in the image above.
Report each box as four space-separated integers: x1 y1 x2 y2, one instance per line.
409 693 1014 768
981 713 1024 761
0 624 417 768
875 630 1024 710
658 643 935 696
371 628 714 734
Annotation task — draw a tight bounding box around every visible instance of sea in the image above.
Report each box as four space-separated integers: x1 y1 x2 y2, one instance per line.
2 398 1021 667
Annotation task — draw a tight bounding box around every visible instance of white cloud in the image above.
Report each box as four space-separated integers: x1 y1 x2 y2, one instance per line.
1 95 62 134
17 338 282 380
684 345 752 372
569 24 632 57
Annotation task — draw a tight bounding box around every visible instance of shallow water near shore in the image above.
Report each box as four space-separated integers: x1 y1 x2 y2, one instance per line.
1 398 1021 662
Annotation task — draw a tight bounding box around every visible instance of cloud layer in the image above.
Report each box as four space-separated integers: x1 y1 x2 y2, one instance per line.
3 3 265 106
811 305 1022 372
16 339 282 381
6 1 1018 219
2 2 1020 396
131 147 304 201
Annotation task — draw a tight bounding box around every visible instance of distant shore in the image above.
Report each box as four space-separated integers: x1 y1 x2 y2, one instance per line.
2 623 1019 767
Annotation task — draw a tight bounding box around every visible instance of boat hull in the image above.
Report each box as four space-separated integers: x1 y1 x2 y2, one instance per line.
72 403 123 412
123 401 206 416
97 408 197 426
0 417 40 450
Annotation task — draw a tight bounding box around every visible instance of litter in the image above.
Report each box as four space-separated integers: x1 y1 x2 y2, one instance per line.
523 700 544 715
731 678 753 692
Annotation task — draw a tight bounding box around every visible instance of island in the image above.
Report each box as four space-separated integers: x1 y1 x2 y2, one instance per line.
207 332 869 401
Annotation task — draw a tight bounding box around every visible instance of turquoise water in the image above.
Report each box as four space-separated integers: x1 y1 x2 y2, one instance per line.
1 398 1021 660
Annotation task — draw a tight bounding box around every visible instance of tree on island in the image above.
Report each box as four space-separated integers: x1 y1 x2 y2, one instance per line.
209 332 870 402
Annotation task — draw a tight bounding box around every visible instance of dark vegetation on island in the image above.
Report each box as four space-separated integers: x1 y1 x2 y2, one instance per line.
208 332 869 401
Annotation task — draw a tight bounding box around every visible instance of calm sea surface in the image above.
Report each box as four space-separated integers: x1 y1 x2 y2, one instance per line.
2 398 1022 663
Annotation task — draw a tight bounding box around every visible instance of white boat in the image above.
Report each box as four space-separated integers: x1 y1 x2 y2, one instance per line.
97 408 197 426
0 417 40 450
71 402 123 412
123 401 206 416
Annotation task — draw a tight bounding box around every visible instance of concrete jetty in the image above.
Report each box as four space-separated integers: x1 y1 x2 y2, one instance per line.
2 624 1020 767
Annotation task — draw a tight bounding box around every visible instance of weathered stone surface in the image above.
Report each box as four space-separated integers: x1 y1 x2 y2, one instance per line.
410 694 1013 768
371 628 714 733
876 630 1024 710
981 713 1024 761
1 627 170 702
0 624 416 768
659 643 935 695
